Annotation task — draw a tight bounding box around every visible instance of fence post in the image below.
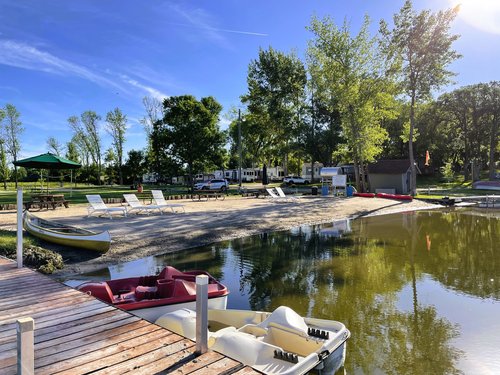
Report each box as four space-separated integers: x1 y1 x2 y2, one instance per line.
195 275 208 354
17 317 34 375
16 188 23 268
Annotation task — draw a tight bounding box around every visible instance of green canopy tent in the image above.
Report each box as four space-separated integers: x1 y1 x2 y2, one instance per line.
14 152 81 194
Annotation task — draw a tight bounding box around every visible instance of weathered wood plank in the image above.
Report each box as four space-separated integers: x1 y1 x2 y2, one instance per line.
87 339 197 375
37 330 179 374
165 350 226 374
188 357 244 375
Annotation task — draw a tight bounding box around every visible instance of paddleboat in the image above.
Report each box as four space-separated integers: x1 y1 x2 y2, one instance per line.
77 266 229 322
23 211 111 252
156 306 350 375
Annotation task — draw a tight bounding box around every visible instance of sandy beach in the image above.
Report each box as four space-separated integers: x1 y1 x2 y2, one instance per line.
0 195 440 277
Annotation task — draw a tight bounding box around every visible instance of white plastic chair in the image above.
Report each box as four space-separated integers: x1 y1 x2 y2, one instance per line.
86 194 127 219
151 190 185 213
123 194 163 215
265 188 288 203
275 187 299 203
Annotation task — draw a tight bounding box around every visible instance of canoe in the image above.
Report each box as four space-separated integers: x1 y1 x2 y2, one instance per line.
353 192 375 198
376 192 413 201
156 306 350 375
77 266 229 322
23 211 111 252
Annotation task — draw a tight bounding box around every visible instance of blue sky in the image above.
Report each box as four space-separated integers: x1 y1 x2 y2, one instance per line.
0 0 499 160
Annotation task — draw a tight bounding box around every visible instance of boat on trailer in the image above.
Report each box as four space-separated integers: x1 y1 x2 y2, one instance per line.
23 211 111 252
77 266 229 322
156 306 350 375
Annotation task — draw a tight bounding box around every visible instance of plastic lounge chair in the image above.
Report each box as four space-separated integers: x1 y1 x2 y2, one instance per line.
265 188 288 203
275 186 299 203
123 194 163 215
151 190 185 213
86 194 127 219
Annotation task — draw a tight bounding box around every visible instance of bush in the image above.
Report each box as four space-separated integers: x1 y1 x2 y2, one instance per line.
0 230 64 274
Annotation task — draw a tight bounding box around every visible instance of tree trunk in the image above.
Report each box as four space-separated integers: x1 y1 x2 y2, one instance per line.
489 117 498 180
409 94 417 196
14 165 18 189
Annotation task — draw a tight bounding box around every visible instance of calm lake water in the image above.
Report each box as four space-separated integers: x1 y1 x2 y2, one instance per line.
66 208 500 374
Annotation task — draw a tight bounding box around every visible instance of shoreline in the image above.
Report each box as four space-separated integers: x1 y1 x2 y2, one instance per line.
0 196 441 278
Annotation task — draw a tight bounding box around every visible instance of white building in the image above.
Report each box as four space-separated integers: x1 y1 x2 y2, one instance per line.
301 162 324 182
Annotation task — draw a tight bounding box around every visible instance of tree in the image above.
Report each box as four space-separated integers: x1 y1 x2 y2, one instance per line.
242 47 307 175
154 95 226 189
123 149 146 184
105 108 127 185
1 104 24 188
104 148 117 184
68 111 103 185
65 140 81 184
141 96 163 174
380 0 461 194
46 137 63 155
307 15 396 191
0 140 9 190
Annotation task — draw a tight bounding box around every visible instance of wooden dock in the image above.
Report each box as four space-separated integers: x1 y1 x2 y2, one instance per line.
0 257 259 374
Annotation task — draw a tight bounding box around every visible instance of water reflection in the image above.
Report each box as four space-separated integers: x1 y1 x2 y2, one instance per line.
67 208 500 374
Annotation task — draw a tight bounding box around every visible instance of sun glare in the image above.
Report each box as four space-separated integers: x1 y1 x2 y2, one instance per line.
449 0 500 34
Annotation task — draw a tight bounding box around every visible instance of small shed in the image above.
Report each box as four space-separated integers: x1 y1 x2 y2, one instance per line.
368 159 412 195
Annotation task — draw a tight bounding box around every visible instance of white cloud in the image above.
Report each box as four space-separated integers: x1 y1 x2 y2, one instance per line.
119 74 168 101
167 4 267 47
0 39 125 91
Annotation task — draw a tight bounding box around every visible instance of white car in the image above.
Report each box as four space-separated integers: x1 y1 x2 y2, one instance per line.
283 175 309 185
194 179 229 191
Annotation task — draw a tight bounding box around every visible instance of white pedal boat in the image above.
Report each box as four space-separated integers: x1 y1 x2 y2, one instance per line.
156 306 350 375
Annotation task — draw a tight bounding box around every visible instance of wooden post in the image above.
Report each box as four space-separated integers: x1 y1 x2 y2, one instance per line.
16 188 23 268
17 317 34 374
195 275 208 354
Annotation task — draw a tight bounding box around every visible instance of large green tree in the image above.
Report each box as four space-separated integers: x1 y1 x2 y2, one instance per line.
105 107 127 185
307 15 396 191
68 111 103 185
153 95 226 188
242 47 307 175
1 104 24 188
380 0 460 194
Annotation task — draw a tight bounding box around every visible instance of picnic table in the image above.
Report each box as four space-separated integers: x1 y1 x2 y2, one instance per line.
25 194 69 210
191 191 226 201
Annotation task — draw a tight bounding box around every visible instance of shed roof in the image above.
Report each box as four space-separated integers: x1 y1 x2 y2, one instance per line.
368 159 411 174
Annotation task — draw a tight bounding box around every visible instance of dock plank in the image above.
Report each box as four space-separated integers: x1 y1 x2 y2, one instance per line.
0 257 260 375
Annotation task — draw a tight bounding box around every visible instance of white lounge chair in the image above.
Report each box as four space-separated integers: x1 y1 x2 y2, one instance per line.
275 186 299 203
86 194 127 219
123 194 163 215
151 190 185 213
265 188 288 203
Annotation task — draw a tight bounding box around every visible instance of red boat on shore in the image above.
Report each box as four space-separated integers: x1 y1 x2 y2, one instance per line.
77 266 229 322
376 192 413 201
354 192 375 198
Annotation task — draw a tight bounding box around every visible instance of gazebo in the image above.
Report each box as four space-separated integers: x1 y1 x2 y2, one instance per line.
14 152 81 193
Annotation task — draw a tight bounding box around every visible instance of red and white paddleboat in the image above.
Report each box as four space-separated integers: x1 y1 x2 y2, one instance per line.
77 266 229 322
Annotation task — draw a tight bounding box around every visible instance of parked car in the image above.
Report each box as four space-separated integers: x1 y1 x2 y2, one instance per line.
283 175 310 185
194 179 229 191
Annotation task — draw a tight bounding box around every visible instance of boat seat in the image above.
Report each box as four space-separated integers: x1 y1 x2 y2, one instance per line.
156 279 175 298
138 275 157 287
171 279 196 297
134 285 158 300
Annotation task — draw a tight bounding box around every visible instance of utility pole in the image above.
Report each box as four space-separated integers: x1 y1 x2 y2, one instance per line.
238 109 242 188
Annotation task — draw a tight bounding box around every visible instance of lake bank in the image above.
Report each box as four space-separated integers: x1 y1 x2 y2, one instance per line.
0 195 440 278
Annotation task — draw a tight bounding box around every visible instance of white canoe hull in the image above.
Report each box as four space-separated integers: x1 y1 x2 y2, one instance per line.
23 211 111 252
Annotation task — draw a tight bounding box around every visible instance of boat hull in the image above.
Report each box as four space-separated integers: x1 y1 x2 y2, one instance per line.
23 212 111 252
156 306 350 375
78 266 229 323
127 295 228 322
376 192 413 201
